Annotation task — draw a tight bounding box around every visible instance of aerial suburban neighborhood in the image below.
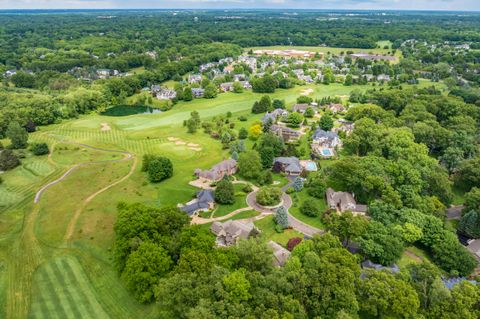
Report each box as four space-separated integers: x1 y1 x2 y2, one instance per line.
0 5 479 319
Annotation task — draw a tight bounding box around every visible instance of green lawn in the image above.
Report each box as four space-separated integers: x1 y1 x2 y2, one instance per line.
289 190 326 229
254 215 303 246
228 210 260 221
212 193 248 218
397 246 432 270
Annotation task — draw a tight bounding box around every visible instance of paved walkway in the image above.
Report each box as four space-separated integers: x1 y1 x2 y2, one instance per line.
446 205 464 220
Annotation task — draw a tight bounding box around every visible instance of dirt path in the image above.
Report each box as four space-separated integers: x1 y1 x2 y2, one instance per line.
6 138 136 319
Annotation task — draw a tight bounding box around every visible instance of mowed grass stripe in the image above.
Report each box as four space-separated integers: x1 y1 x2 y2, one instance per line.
41 263 77 319
31 271 62 319
61 258 109 319
49 260 89 319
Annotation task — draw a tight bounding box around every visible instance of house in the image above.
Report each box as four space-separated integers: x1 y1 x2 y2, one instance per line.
377 74 391 82
223 65 234 74
195 159 237 182
220 82 234 92
442 277 478 290
299 75 314 83
239 81 252 89
325 103 346 114
180 189 215 216
192 88 205 98
273 157 303 176
361 260 399 273
312 129 342 148
145 51 157 59
96 69 111 79
4 70 17 77
334 120 355 135
188 74 202 84
234 74 246 81
326 188 368 215
293 69 304 77
292 104 310 113
156 88 177 100
466 239 480 260
268 241 291 267
261 108 288 125
211 220 256 246
270 125 301 143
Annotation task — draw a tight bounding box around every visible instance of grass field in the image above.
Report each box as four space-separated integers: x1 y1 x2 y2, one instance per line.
254 215 303 246
0 77 443 318
289 190 326 229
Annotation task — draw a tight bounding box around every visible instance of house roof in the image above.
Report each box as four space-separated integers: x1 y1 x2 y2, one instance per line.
293 103 309 112
180 201 210 215
361 260 399 273
180 189 215 216
467 239 480 258
312 129 339 141
211 220 255 246
326 187 366 213
268 241 291 267
274 157 302 174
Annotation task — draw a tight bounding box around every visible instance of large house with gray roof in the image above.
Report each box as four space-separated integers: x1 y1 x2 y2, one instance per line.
312 129 342 148
270 125 301 143
326 188 367 215
180 189 215 216
273 157 303 176
262 109 288 125
211 220 256 246
195 159 237 182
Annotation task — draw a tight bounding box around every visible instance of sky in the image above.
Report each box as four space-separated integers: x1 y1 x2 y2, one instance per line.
0 0 478 11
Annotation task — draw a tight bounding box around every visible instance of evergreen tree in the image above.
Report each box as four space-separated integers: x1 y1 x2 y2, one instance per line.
293 176 304 192
6 122 28 149
275 206 289 229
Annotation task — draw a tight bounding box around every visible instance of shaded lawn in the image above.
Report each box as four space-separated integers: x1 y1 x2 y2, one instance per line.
289 190 326 229
255 215 304 246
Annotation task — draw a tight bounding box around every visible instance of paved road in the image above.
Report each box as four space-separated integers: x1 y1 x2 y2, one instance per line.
446 205 464 220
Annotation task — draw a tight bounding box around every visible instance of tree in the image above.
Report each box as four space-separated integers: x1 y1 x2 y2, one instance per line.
203 83 218 99
183 87 193 101
121 241 172 303
287 237 302 251
275 206 289 229
292 176 304 192
430 231 477 276
319 114 334 131
287 112 303 128
357 270 420 318
11 71 36 88
238 151 262 179
222 269 251 303
143 155 173 183
455 157 480 191
248 124 262 140
304 107 315 118
344 74 353 86
215 179 235 204
256 187 282 206
232 81 244 93
6 122 28 149
458 210 480 239
359 221 404 266
322 211 368 247
30 142 49 156
272 99 285 109
257 170 273 185
252 75 277 93
0 149 20 171
300 200 320 217
440 147 463 174
186 111 201 133
464 187 480 213
428 281 480 319
307 175 327 198
258 146 274 169
238 127 248 139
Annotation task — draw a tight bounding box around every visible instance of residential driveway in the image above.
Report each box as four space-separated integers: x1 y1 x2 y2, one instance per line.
447 205 464 220
288 214 324 237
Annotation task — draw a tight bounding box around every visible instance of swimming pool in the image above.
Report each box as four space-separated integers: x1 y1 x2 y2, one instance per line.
305 162 318 171
321 149 333 156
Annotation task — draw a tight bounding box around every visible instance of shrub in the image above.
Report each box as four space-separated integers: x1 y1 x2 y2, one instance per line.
242 184 253 193
274 206 289 229
258 170 273 185
287 237 302 251
256 187 282 206
215 179 235 204
30 142 50 156
300 200 320 217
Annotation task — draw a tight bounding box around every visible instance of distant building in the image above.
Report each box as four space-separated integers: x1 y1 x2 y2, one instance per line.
220 82 234 92
261 109 288 125
4 70 17 77
188 74 202 84
350 53 396 62
253 49 320 59
211 220 256 246
361 260 399 273
273 157 303 176
326 188 368 215
312 129 342 148
191 88 205 98
377 74 391 82
195 159 237 182
325 103 346 114
292 103 310 113
156 88 177 100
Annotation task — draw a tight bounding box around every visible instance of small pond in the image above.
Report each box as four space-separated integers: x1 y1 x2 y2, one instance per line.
101 105 162 117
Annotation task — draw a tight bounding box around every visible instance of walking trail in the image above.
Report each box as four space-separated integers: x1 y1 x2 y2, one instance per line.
6 138 136 319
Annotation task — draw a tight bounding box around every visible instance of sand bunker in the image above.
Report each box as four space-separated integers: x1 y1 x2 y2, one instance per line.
168 137 201 150
175 141 186 145
301 88 314 96
167 137 180 141
100 123 111 131
189 147 202 151
187 143 200 147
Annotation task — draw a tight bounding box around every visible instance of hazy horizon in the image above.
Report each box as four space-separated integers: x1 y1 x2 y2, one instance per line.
0 1 478 12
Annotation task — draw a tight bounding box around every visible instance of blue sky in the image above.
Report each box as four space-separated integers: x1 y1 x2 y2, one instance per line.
0 0 478 11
